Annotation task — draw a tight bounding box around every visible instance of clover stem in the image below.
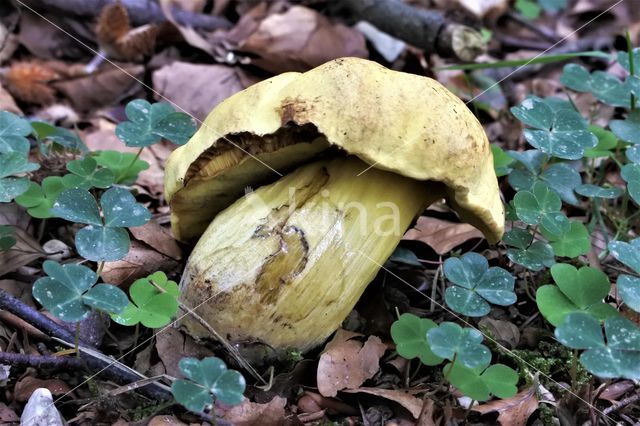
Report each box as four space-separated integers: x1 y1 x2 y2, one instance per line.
75 322 80 358
133 323 139 350
116 147 144 184
570 349 578 391
96 261 105 276
626 30 636 111
444 353 457 381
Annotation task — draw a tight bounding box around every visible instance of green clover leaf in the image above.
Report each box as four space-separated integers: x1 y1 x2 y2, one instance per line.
390 313 443 366
503 228 555 271
561 64 635 108
514 181 570 235
584 125 618 158
0 225 16 250
427 322 491 370
111 271 180 328
172 357 246 413
51 187 151 261
0 152 40 202
508 151 581 206
621 164 640 205
618 48 640 73
94 150 149 185
116 100 196 147
0 111 32 155
541 221 591 258
626 145 640 163
62 157 115 189
15 176 66 218
610 110 640 144
575 184 624 199
32 260 128 322
609 239 640 313
443 253 516 317
491 144 513 177
536 264 618 326
510 96 597 159
30 121 88 155
555 313 640 380
445 362 518 401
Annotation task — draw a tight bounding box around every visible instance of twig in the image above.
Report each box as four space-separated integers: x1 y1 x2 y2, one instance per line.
0 288 90 346
339 0 486 61
19 0 232 31
0 351 86 369
505 11 560 43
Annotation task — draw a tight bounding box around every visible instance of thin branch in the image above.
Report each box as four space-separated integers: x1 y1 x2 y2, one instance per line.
340 0 486 61
19 0 232 31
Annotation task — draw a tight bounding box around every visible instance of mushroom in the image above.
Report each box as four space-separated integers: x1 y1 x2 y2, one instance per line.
165 58 504 355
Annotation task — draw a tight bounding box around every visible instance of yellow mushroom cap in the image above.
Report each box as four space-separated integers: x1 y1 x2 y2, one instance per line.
165 57 504 243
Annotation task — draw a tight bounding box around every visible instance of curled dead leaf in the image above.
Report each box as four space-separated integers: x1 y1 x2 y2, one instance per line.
343 387 425 419
96 3 158 62
219 396 287 426
227 5 368 73
14 376 71 402
129 220 181 260
51 64 144 111
152 62 258 121
100 240 179 286
473 385 538 426
4 62 58 105
317 330 386 397
403 216 484 255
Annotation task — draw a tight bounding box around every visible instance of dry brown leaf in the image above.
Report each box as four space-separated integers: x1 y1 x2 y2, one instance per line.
220 396 287 426
472 386 538 426
343 387 424 419
317 330 386 397
14 377 71 402
417 398 437 426
403 216 484 255
17 12 85 60
154 328 214 377
129 220 181 260
0 83 22 114
597 380 635 401
101 240 179 286
152 62 258 121
148 415 188 426
230 5 368 74
52 64 144 111
0 402 19 423
0 227 44 278
478 317 520 349
96 3 158 61
4 62 58 105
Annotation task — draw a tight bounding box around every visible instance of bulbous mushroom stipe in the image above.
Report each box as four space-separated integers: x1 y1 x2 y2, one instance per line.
165 57 504 355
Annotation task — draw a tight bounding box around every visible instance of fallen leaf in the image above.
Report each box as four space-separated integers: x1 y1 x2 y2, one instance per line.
154 328 213 377
403 216 484 255
0 402 19 423
343 387 424 419
129 219 181 260
148 415 188 426
417 398 437 426
4 61 58 105
317 330 386 397
228 5 368 74
598 380 635 401
0 83 22 114
100 240 179 286
20 388 64 426
473 385 538 426
52 64 144 111
14 377 71 402
96 3 159 62
435 0 508 20
18 12 84 59
152 62 258 121
0 228 44 278
478 317 520 349
220 396 286 426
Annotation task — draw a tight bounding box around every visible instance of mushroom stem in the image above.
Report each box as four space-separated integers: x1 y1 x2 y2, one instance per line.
179 156 444 355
